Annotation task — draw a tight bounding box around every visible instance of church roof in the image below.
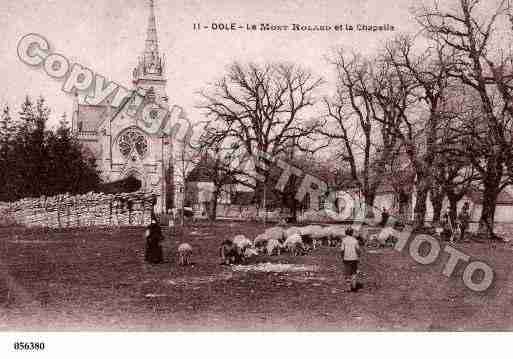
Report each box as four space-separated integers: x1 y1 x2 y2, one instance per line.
74 104 111 132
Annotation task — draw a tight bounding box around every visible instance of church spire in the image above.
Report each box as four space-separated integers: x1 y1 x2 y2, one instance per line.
133 0 165 84
144 0 159 63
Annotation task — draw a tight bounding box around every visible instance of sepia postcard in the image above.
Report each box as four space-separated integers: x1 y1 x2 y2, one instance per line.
1 0 512 357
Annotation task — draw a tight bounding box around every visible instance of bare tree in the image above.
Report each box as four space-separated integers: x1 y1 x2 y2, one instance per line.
197 126 243 222
429 144 475 226
380 35 455 229
429 83 480 224
198 62 325 209
417 0 513 236
174 139 201 226
321 50 401 216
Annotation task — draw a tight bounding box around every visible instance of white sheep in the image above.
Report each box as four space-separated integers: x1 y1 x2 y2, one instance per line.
232 234 253 252
284 227 302 239
264 227 286 243
284 233 305 256
254 233 270 253
301 225 324 238
314 226 337 246
297 225 323 250
299 225 312 236
320 226 334 240
355 226 371 243
377 227 397 246
244 247 259 258
329 225 348 245
177 243 192 266
266 238 283 256
330 225 347 236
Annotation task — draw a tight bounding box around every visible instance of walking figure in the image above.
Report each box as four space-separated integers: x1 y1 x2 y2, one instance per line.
340 228 361 292
144 217 164 264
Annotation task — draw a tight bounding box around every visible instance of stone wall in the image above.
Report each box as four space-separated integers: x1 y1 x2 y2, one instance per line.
0 191 158 228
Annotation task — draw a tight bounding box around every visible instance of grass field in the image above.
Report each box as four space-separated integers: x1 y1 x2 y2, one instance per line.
0 222 512 331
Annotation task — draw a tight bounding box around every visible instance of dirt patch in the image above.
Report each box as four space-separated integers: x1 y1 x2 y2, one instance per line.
231 263 319 273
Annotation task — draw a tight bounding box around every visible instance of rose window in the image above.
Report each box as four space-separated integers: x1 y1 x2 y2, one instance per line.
149 109 159 120
118 130 148 158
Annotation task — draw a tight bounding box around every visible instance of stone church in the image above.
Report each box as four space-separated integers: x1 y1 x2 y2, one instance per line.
71 0 173 213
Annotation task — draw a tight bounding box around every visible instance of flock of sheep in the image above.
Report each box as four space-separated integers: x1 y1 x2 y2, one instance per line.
176 224 399 266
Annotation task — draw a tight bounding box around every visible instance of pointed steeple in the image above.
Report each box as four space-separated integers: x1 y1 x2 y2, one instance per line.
132 0 168 106
144 0 159 63
133 0 165 82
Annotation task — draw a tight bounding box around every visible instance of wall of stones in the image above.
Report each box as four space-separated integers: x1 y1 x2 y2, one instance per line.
0 191 158 228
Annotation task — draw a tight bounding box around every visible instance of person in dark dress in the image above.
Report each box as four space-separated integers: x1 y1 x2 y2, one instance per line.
144 218 164 264
381 207 390 226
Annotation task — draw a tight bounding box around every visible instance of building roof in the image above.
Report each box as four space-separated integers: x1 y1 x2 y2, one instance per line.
376 181 397 195
186 158 238 184
231 191 255 205
333 171 413 195
466 187 513 205
186 164 213 183
75 104 110 132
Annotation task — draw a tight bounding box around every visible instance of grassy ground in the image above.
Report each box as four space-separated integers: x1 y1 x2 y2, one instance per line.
0 221 512 331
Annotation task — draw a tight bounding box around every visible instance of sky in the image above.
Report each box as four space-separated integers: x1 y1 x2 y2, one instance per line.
0 0 422 128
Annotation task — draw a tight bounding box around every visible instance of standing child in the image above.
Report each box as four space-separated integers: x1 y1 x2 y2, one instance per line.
340 228 361 292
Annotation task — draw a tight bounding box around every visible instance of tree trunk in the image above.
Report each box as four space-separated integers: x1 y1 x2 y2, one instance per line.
254 181 263 220
181 197 185 226
478 180 499 238
291 198 298 223
363 191 380 226
431 189 444 225
263 182 267 225
286 174 299 222
413 178 431 229
210 189 219 221
477 159 502 238
410 113 436 230
364 192 376 219
448 195 458 226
